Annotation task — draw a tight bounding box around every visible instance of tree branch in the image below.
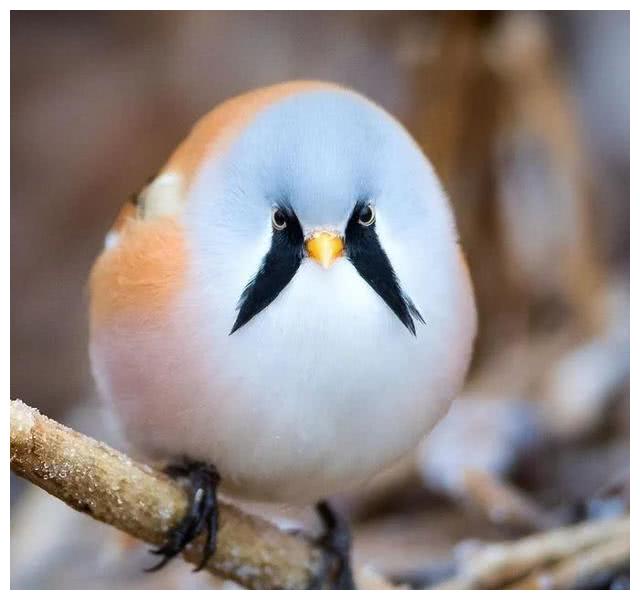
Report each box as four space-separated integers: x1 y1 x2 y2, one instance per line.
506 535 630 589
10 399 326 589
436 514 629 589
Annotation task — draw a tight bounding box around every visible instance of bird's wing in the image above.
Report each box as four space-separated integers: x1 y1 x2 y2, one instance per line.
89 211 187 329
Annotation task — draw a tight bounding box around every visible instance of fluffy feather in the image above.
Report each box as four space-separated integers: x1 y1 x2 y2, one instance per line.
89 82 476 503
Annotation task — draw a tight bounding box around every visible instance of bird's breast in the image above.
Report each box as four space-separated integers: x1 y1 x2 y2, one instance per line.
91 251 471 503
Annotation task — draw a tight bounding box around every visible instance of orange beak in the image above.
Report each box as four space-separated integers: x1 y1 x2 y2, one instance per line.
305 231 344 269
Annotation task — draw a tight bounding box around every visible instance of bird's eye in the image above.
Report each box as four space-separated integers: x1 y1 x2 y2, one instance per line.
271 208 287 230
358 204 376 226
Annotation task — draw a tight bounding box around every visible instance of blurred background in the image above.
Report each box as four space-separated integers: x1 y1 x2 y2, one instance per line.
11 10 629 589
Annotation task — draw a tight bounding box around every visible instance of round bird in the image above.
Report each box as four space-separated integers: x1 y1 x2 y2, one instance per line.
89 81 477 587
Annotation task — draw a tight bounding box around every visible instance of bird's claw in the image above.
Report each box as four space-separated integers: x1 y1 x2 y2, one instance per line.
312 500 356 589
146 460 220 573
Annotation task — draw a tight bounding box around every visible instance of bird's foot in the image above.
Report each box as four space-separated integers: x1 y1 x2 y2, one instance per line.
313 500 356 589
146 459 220 573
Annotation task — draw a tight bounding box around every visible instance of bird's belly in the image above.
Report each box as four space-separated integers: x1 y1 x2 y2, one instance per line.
91 304 460 504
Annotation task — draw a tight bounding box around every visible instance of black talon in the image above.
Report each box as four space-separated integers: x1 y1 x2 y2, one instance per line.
146 460 220 573
193 478 218 572
313 500 356 589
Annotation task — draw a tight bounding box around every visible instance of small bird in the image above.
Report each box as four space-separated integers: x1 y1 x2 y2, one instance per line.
89 81 476 588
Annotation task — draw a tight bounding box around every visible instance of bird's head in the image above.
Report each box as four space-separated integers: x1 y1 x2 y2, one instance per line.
164 83 464 340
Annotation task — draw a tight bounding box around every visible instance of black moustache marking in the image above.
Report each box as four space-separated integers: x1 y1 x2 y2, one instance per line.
345 201 425 336
230 207 304 334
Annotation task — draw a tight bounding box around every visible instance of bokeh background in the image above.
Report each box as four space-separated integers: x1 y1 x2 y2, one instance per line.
11 11 629 589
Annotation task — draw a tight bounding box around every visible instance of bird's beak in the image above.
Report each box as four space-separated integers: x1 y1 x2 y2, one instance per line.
305 231 344 269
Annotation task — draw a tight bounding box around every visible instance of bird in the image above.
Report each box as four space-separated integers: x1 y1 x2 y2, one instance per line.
88 81 477 588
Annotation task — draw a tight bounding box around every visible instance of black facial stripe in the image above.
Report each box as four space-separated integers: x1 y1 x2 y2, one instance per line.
230 208 304 334
345 202 425 336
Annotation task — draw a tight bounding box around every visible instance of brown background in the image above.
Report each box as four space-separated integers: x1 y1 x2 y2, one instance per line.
11 11 630 589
